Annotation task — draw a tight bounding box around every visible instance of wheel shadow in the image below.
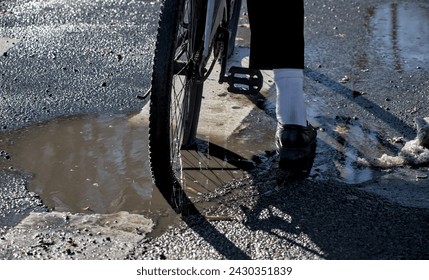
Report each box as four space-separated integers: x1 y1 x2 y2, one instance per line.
161 138 429 259
242 160 429 259
169 140 255 259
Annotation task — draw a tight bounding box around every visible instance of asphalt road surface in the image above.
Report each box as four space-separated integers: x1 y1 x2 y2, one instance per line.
0 0 428 260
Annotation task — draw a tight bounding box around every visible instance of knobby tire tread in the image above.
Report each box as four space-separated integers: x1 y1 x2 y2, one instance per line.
148 0 205 212
149 0 185 209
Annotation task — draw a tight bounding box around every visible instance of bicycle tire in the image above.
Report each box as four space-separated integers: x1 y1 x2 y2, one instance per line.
148 0 206 212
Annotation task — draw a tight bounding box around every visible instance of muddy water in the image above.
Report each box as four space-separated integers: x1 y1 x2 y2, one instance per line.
1 114 156 212
0 114 177 235
0 112 261 234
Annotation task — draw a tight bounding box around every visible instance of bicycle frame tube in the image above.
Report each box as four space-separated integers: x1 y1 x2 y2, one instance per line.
203 0 227 58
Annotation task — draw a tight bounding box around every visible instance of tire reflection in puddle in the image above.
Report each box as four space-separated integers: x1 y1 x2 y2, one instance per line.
0 113 256 235
1 114 157 213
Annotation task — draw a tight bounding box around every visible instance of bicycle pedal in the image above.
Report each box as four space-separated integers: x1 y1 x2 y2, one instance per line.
224 66 263 95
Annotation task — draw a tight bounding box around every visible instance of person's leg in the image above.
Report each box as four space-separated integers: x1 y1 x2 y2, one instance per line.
247 0 306 126
247 0 316 173
273 68 306 126
247 0 304 70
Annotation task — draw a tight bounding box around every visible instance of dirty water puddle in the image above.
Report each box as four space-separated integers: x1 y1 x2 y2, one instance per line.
0 114 179 235
0 113 258 234
1 114 156 213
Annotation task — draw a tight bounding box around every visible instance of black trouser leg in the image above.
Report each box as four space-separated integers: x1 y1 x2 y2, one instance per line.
247 0 304 70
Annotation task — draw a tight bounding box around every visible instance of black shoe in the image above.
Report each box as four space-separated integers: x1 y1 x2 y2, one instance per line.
276 122 317 174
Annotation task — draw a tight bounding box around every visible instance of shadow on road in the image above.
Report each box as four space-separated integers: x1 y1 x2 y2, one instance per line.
157 66 429 259
167 140 255 260
158 135 429 259
242 166 429 259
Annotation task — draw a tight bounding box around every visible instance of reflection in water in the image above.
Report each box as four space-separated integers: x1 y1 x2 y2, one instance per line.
0 113 255 233
2 114 159 214
320 120 378 184
336 123 374 184
371 2 429 70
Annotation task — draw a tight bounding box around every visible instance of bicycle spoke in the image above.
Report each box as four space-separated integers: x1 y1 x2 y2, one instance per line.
149 0 209 212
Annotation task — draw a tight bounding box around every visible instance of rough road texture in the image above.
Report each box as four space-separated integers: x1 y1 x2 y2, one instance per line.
1 0 429 260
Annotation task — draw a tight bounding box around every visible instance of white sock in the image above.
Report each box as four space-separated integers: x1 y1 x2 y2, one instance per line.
273 68 307 126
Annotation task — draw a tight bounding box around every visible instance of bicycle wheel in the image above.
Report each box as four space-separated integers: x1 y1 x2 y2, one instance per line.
148 0 206 212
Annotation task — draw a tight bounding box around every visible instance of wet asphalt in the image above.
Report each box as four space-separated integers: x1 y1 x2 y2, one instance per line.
1 0 429 259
